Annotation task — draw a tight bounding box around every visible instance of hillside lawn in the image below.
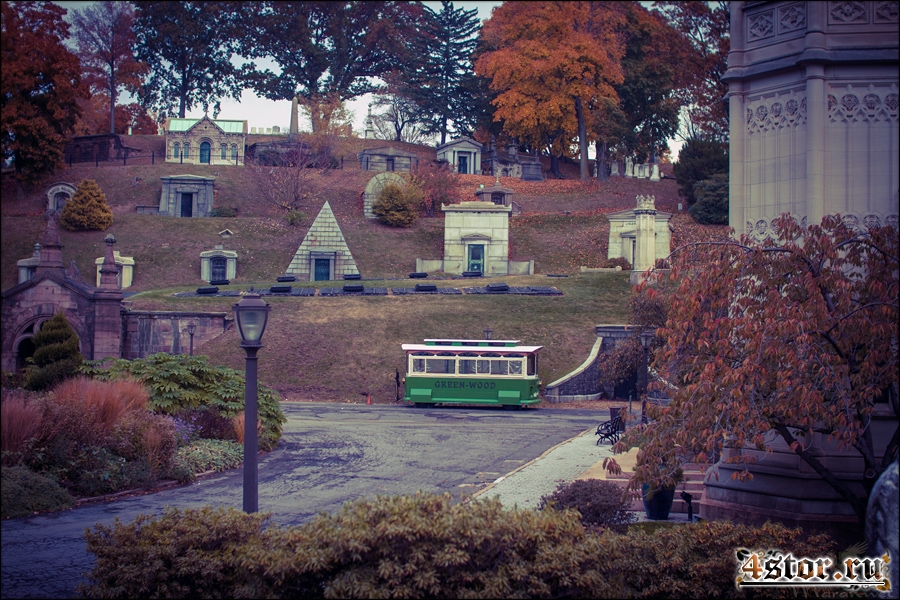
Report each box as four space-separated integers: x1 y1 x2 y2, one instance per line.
1 135 727 403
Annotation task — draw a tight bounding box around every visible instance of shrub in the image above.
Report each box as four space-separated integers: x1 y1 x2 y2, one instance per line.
173 408 236 442
602 520 836 599
603 257 632 270
1 389 43 466
539 479 636 531
240 493 611 599
285 209 306 226
80 353 285 451
108 410 177 482
24 312 83 391
408 160 466 217
169 439 244 482
79 494 612 599
209 206 237 217
672 137 728 205
1 465 75 518
59 179 113 231
372 181 420 227
79 506 269 599
689 173 729 225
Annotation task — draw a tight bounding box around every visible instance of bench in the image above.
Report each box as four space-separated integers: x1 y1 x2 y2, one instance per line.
595 416 622 446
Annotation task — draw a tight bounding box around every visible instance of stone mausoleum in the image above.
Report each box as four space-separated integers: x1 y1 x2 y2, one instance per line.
165 116 247 166
285 202 360 281
157 174 216 218
436 137 483 175
417 201 534 276
606 195 673 274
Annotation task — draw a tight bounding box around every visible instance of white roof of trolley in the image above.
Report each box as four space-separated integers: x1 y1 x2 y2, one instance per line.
402 342 542 354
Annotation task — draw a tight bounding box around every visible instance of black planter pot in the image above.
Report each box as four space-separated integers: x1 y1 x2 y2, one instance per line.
642 484 676 520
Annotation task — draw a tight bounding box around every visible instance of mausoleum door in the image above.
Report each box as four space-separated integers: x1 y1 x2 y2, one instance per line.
467 244 484 273
181 193 193 217
314 258 331 281
458 155 468 174
200 142 211 164
211 258 227 281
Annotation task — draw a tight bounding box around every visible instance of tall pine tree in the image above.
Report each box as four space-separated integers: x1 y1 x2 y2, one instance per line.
402 1 481 145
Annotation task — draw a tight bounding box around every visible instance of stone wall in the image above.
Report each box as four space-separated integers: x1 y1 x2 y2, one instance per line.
121 310 230 359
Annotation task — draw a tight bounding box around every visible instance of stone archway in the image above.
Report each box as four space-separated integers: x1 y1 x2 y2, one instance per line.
14 336 36 373
362 172 405 218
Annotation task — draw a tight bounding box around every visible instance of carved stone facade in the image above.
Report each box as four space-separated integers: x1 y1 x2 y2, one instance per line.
158 175 216 218
725 1 899 240
435 137 483 175
285 202 359 281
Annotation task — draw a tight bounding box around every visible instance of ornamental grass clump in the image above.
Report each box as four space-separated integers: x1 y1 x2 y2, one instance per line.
1 389 42 466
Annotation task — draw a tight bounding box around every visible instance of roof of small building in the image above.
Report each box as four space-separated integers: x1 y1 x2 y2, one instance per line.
357 146 420 158
166 117 246 134
436 137 483 151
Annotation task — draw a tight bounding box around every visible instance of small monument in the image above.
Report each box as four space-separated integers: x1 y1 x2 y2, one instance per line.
624 158 633 178
610 161 620 177
94 250 135 289
199 244 237 283
364 104 376 139
649 163 660 182
45 182 77 212
606 195 673 278
474 177 514 207
16 244 41 283
285 201 359 281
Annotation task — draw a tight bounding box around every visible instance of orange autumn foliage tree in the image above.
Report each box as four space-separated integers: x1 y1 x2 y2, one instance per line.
607 215 899 526
475 1 625 180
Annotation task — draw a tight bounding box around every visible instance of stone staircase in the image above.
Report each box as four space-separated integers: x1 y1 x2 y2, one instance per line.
581 449 707 519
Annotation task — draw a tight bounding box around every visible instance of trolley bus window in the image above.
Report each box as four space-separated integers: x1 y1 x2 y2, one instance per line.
476 359 491 374
412 358 426 373
509 360 523 375
491 360 508 375
426 358 456 374
459 352 478 374
528 354 537 376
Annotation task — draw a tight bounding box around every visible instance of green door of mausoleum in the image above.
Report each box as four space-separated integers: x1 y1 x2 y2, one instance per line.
467 244 484 273
314 258 331 281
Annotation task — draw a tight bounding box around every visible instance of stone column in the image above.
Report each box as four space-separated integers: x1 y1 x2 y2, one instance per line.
93 233 124 360
290 96 299 135
633 195 657 273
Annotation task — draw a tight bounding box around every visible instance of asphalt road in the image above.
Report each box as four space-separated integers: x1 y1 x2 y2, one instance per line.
1 402 601 599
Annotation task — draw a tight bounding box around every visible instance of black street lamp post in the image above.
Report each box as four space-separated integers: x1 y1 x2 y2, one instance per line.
484 326 492 340
184 322 196 356
639 331 653 424
233 291 270 513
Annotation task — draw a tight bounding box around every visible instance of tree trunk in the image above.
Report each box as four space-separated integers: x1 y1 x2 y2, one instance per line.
596 139 609 181
109 77 117 134
575 97 589 181
549 152 562 179
775 423 868 526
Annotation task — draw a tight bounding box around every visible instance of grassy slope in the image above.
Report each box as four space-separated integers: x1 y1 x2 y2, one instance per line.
1 135 725 402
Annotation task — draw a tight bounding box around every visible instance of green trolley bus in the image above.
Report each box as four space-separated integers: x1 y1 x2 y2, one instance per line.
402 339 542 407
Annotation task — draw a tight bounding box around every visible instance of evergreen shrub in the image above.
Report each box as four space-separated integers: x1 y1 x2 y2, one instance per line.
372 182 420 227
672 138 728 205
59 179 113 231
1 465 75 518
689 173 729 225
24 312 83 391
209 206 237 217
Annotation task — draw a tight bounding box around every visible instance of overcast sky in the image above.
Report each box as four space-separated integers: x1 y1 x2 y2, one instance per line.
53 1 682 157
